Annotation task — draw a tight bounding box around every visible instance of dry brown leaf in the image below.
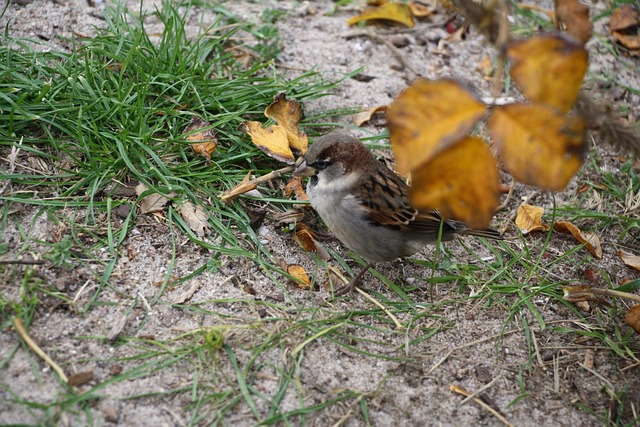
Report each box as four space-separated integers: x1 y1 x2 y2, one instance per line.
554 0 592 44
354 105 388 127
219 171 257 203
239 121 295 164
348 2 415 28
610 5 640 50
287 264 311 289
561 284 612 307
618 249 640 271
625 304 640 333
507 33 588 113
489 103 586 191
515 204 549 234
295 223 318 253
410 136 500 228
67 371 93 387
388 78 486 175
264 93 308 154
183 116 217 163
283 175 308 201
176 201 209 238
135 183 174 214
553 220 603 259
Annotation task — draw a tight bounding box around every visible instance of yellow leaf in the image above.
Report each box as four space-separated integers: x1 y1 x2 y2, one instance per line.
264 93 308 154
618 249 640 271
239 121 295 164
408 1 434 18
287 264 311 289
554 0 593 44
183 116 217 163
353 105 388 127
553 220 603 259
348 2 415 28
489 103 586 191
507 33 588 113
388 78 486 175
409 136 499 229
515 204 549 234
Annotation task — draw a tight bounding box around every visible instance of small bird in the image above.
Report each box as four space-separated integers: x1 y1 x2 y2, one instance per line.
293 132 502 295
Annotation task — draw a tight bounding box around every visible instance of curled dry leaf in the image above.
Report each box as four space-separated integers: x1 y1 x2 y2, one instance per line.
287 264 311 289
295 223 330 260
239 121 295 164
489 103 586 191
410 136 499 228
388 78 486 175
354 105 388 127
561 284 612 307
176 200 209 238
515 204 549 234
135 182 175 214
553 220 602 259
183 116 217 163
507 33 588 113
610 5 640 50
625 304 640 333
618 249 640 271
347 2 415 28
283 175 308 201
554 0 592 44
408 1 434 18
264 93 308 154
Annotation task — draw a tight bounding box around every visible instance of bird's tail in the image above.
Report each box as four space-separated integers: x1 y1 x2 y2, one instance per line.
464 227 503 240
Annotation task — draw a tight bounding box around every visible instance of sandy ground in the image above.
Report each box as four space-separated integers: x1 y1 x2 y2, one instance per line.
1 0 639 425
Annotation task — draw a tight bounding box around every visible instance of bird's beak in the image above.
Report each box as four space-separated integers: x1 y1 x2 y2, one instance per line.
293 157 316 177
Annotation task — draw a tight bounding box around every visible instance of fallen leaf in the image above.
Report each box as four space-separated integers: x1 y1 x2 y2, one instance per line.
408 1 433 17
287 264 311 289
610 5 640 50
176 200 209 238
283 175 308 201
272 209 305 225
507 33 588 113
183 116 217 163
388 78 486 175
561 284 611 307
410 136 500 228
354 105 388 127
489 103 586 191
515 204 549 234
219 171 257 203
135 183 174 214
348 2 415 28
239 121 295 164
264 93 308 154
553 220 603 259
67 371 93 387
618 249 640 271
625 304 640 333
554 0 592 44
295 223 318 252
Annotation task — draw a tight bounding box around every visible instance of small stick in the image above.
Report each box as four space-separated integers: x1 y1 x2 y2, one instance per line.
450 385 514 427
13 317 68 383
219 166 294 203
0 259 46 265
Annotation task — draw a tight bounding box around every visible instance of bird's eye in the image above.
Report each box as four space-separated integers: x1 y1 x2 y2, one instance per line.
313 159 330 170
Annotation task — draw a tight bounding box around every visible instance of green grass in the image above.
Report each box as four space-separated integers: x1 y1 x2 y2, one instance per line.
1 0 639 425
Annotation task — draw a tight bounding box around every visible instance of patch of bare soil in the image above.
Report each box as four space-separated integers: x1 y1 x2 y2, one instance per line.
1 0 639 425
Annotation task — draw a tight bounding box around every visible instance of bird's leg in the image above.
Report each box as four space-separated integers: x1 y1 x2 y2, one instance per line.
334 261 375 296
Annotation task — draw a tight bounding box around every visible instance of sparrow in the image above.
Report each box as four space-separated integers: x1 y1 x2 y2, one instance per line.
293 132 502 295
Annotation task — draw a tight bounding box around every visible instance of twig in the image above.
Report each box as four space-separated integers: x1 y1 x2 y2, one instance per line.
0 259 46 265
219 165 294 203
13 317 68 383
450 385 514 427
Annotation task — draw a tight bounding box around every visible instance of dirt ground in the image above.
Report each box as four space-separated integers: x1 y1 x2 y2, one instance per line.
1 0 639 426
